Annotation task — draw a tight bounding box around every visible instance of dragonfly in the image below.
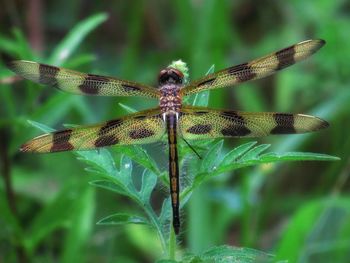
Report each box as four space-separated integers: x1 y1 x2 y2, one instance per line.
8 39 328 235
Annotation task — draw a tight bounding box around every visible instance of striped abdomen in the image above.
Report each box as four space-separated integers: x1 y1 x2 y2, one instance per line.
166 113 180 234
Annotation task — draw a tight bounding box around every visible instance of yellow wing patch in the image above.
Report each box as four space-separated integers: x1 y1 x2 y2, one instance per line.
21 108 165 153
179 106 328 140
180 39 325 96
8 60 160 98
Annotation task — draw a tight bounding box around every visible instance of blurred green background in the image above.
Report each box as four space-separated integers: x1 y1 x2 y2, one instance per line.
1 0 350 262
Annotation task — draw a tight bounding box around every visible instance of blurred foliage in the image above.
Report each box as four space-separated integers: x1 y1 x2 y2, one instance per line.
0 0 349 262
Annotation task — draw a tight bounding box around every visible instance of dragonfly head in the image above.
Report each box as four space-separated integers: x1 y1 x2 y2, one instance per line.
158 67 184 86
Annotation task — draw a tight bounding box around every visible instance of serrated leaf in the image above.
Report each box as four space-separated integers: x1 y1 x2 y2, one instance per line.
97 213 149 226
115 145 161 175
89 180 128 196
139 170 157 203
77 148 116 176
239 144 271 162
200 140 223 172
220 141 257 166
260 152 340 162
190 145 339 192
117 156 135 190
182 245 275 263
49 13 108 65
159 198 171 225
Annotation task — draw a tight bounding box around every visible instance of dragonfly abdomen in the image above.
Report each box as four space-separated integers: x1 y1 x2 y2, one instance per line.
166 113 180 234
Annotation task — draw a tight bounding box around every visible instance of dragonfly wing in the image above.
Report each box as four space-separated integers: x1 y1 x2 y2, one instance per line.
179 106 328 140
180 39 325 96
21 108 165 153
8 60 160 98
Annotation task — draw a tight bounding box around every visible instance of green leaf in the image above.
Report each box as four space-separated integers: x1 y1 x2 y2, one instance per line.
13 28 33 59
61 187 95 263
184 64 214 107
117 156 135 190
205 64 215 75
275 196 350 262
239 144 271 161
0 33 17 54
30 93 79 127
118 102 138 114
220 141 257 166
89 155 140 202
260 152 340 162
76 148 117 177
27 120 55 133
182 245 276 263
139 169 157 203
200 140 223 172
48 13 108 65
191 65 214 107
205 151 339 178
0 29 32 58
63 53 96 68
115 145 161 176
24 184 85 253
185 143 339 196
89 180 128 196
97 213 149 226
159 198 171 225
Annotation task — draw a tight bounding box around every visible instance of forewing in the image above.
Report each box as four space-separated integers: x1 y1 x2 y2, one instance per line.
180 39 325 96
21 108 165 153
179 106 328 140
8 60 160 98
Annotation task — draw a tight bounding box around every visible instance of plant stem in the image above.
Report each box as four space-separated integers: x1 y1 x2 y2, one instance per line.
143 203 167 253
0 129 28 262
169 225 176 260
107 172 168 254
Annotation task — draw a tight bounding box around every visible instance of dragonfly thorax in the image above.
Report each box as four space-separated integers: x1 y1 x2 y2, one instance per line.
159 68 183 114
159 83 182 113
